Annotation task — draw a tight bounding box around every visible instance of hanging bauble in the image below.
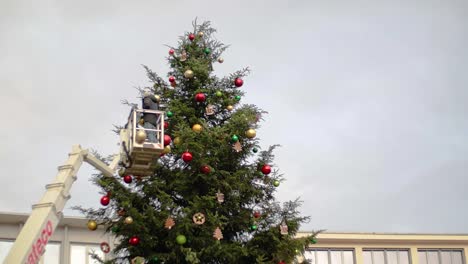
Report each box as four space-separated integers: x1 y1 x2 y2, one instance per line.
118 209 126 216
100 196 110 206
164 217 175 229
129 236 140 246
253 211 261 219
182 152 193 162
169 76 176 83
198 31 204 37
261 164 272 175
180 50 187 62
163 145 171 154
87 220 98 231
184 69 194 79
311 237 318 244
100 242 110 253
164 135 172 146
252 147 258 153
234 78 244 87
188 33 195 41
273 180 280 187
166 111 173 118
164 121 169 129
192 124 203 133
173 137 181 146
135 130 147 144
280 220 288 235
192 213 206 225
204 48 211 55
213 227 223 240
111 226 120 233
216 190 225 203
176 235 187 245
123 175 132 184
118 168 125 176
170 82 177 88
200 165 211 174
149 256 159 264
245 128 256 139
232 141 242 152
124 216 134 225
169 49 175 55
215 91 223 97
226 105 234 111
132 257 145 264
278 261 286 264
235 95 241 101
231 135 239 142
218 58 224 63
250 224 258 231
205 104 215 115
195 93 206 102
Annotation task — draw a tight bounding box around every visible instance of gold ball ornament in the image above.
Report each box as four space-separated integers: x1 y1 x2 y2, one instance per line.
135 130 147 144
198 31 204 37
87 220 98 231
245 128 256 139
184 69 194 79
124 216 134 225
154 95 161 102
218 58 224 63
163 145 171 154
226 105 234 111
192 124 203 133
173 137 182 146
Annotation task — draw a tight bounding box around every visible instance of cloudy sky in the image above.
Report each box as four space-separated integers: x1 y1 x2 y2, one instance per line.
1 0 467 233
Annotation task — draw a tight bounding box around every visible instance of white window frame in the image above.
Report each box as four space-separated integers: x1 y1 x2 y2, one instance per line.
306 248 356 264
70 243 106 264
363 248 411 264
418 249 466 264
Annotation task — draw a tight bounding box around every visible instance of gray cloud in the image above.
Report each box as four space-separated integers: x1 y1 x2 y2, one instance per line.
1 0 467 233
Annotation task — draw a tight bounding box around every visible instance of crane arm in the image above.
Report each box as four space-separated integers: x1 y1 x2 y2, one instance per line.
3 145 119 264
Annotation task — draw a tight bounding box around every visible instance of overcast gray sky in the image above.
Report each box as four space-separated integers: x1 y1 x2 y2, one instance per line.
1 0 467 233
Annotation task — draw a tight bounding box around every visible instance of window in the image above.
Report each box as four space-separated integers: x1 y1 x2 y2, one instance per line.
419 249 464 264
363 249 410 264
0 240 14 263
71 244 105 264
40 242 61 264
304 249 355 264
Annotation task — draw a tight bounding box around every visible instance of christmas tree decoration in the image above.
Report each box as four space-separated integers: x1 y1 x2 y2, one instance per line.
173 137 181 146
192 213 206 225
213 227 223 240
154 95 161 102
232 141 242 152
195 93 206 102
273 180 280 187
217 57 224 63
87 220 98 231
118 168 125 176
234 78 244 87
253 211 261 219
205 104 215 115
200 165 211 174
111 226 120 233
198 31 204 37
139 118 145 125
215 91 222 97
169 49 175 55
164 121 169 129
129 236 140 246
164 217 175 229
226 105 234 111
261 164 272 175
166 111 173 118
250 224 258 231
182 151 193 162
252 147 258 153
245 128 256 139
135 130 147 144
132 257 145 264
118 209 126 216
184 69 194 79
204 47 211 55
100 196 110 206
280 221 289 235
162 145 171 154
180 50 187 62
169 76 176 83
100 242 110 253
123 175 132 184
231 135 239 142
235 95 241 101
170 82 177 88
164 135 172 146
176 235 187 245
216 190 224 203
188 33 195 41
192 124 203 133
124 216 134 225
278 261 286 264
149 256 159 263
310 237 318 244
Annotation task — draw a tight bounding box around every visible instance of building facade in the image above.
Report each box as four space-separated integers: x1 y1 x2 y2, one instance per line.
1 212 467 264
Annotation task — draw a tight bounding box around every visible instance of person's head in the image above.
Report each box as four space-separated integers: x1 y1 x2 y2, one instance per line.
143 90 152 98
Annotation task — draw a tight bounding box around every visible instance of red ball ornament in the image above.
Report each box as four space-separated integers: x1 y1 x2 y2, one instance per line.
195 93 206 103
169 76 176 83
261 164 271 175
129 236 140 246
123 175 132 184
169 49 175 55
100 196 110 206
164 135 172 146
278 261 286 264
234 78 244 87
182 152 193 162
200 165 211 174
188 33 195 41
253 211 261 219
164 121 169 129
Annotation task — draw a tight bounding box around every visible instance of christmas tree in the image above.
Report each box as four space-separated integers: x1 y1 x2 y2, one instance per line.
76 20 319 264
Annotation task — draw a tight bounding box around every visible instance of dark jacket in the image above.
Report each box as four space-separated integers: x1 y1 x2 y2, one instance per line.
142 95 159 125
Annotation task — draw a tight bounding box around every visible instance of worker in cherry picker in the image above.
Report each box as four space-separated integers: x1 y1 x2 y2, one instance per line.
141 90 159 143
